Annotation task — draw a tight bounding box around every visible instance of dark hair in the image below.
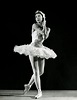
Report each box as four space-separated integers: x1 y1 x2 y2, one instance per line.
35 10 45 23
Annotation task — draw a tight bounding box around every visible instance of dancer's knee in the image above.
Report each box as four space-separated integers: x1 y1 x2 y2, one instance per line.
34 70 39 76
33 70 43 76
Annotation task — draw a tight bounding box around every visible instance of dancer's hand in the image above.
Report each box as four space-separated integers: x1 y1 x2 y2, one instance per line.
42 20 46 31
47 27 51 33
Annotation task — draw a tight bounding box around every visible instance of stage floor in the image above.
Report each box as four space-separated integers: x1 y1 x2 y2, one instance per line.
0 90 77 100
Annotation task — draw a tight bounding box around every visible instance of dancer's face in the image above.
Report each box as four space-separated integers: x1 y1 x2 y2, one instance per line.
35 14 43 23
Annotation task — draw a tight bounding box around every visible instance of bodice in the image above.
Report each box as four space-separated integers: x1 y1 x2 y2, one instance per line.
31 30 44 47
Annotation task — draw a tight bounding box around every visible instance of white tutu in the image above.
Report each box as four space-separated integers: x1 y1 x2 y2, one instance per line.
14 43 57 59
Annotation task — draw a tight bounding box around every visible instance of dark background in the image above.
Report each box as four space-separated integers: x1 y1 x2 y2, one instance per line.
0 2 77 90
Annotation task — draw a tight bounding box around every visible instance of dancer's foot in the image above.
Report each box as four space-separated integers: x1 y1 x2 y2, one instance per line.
35 91 42 99
23 84 31 94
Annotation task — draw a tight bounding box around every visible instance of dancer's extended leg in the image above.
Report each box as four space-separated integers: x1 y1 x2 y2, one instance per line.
28 74 34 87
24 56 41 93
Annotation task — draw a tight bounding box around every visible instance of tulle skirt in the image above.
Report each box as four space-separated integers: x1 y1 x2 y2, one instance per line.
14 43 57 59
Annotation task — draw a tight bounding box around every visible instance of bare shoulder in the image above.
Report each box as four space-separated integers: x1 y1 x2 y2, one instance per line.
32 23 37 32
32 23 37 29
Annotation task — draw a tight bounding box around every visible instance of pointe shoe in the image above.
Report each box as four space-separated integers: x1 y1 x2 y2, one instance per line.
23 84 31 94
35 91 42 99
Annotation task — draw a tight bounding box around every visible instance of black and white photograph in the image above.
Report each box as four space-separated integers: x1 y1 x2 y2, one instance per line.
0 2 77 100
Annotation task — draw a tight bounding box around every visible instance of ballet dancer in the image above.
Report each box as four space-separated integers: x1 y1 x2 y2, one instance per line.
14 10 57 99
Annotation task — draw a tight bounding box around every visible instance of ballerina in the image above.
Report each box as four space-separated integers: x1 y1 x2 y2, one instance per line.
14 10 57 99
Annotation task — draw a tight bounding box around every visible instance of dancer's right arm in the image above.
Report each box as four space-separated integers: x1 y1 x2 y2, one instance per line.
32 23 36 33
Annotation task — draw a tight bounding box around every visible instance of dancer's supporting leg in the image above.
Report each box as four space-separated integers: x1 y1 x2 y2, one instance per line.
38 58 45 79
34 58 45 99
34 57 42 93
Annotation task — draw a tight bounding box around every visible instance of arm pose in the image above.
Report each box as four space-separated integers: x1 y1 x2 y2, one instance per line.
42 21 51 40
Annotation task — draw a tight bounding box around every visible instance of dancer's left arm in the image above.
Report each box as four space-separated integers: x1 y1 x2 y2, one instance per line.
43 27 51 40
45 27 51 39
42 20 51 40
